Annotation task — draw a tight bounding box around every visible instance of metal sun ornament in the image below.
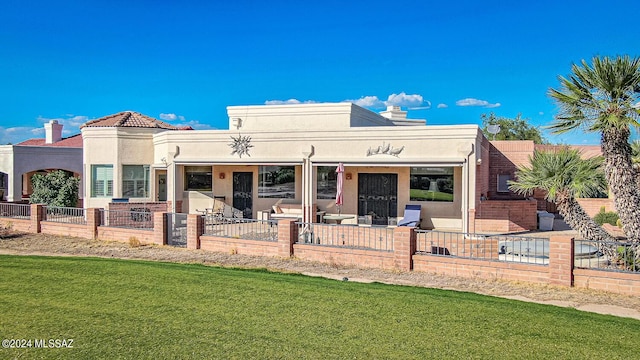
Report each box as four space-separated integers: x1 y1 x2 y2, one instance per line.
229 133 253 158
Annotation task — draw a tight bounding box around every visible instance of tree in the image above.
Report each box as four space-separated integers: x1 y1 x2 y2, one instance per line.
30 170 80 207
509 148 614 242
481 113 546 143
548 55 640 241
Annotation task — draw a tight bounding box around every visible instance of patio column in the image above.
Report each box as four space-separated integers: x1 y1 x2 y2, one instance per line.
301 146 314 224
549 235 574 287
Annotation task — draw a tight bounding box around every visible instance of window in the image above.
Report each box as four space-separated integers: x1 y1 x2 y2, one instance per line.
91 165 113 197
185 166 212 191
497 174 511 193
410 167 454 202
122 165 149 197
316 166 337 199
258 166 295 198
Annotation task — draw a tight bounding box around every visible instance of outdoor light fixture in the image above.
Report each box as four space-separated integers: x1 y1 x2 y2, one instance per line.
345 173 352 180
219 172 226 179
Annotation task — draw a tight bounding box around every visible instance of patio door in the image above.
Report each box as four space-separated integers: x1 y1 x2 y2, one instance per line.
358 173 398 225
233 172 253 218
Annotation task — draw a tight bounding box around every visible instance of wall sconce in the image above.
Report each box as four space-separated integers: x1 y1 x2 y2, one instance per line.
345 173 352 180
219 173 225 179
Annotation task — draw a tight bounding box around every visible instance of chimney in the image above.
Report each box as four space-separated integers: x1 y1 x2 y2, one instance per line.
379 105 408 120
44 120 63 144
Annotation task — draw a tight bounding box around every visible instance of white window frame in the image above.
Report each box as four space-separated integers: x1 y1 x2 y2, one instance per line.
122 165 149 198
91 165 113 197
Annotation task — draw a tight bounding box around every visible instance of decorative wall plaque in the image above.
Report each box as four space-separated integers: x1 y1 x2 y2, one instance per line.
229 134 253 158
366 142 405 157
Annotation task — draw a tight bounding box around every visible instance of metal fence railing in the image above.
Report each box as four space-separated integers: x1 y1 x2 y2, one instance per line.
203 216 278 242
99 209 154 230
43 206 86 224
415 230 549 265
296 222 394 251
574 239 639 273
0 203 30 219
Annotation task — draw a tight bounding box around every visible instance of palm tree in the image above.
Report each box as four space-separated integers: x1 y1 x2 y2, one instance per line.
632 140 640 188
548 55 640 241
509 148 614 242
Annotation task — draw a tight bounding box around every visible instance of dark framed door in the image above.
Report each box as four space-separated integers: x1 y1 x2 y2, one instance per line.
358 173 398 225
233 172 253 218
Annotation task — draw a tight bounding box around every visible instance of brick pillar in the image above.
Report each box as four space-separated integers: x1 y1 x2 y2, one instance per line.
154 212 168 246
86 208 101 239
393 226 416 271
549 235 574 287
30 204 44 233
187 214 203 250
277 219 298 257
468 208 476 233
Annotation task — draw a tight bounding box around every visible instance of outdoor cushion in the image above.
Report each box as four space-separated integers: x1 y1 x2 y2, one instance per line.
398 204 421 227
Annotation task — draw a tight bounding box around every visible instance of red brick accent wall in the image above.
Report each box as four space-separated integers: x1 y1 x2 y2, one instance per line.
200 235 279 257
576 198 616 217
86 208 100 239
573 268 640 296
474 199 537 232
293 244 395 270
487 141 534 200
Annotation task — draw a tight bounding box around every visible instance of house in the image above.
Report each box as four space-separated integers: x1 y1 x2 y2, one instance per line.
83 104 529 233
0 120 83 203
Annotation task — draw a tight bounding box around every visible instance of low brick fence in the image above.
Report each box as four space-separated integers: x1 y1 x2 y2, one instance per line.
1 204 639 297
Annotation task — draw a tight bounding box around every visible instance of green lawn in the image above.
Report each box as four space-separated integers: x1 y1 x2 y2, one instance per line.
0 255 638 359
410 189 454 202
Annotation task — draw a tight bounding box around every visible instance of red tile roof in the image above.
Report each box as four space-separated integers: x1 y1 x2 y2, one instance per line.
17 134 83 148
80 111 179 129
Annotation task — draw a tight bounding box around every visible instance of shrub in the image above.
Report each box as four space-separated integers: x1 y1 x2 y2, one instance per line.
594 207 619 226
128 237 141 248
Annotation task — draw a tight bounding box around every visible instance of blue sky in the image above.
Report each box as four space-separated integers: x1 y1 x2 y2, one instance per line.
1 0 638 145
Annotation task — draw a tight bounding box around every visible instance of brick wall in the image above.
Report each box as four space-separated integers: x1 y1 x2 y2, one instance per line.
293 244 395 269
200 235 279 257
576 198 616 217
41 222 90 238
0 218 31 232
97 227 156 245
574 268 640 296
474 199 537 232
108 202 169 213
487 141 534 200
412 254 550 284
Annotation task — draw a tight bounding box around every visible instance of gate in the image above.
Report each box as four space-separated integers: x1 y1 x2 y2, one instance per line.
358 173 398 225
167 213 188 247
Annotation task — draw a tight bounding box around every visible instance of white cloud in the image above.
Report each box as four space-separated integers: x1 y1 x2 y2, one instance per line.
385 92 424 108
265 99 318 105
176 119 216 130
455 98 501 108
159 113 187 122
539 111 544 116
344 96 385 108
0 126 39 144
159 113 178 121
437 103 448 109
37 114 89 137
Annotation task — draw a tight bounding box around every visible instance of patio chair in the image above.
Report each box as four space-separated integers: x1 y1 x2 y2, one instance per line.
398 204 421 227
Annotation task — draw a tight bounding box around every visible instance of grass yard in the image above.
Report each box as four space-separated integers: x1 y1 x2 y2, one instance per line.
0 255 638 359
410 189 453 202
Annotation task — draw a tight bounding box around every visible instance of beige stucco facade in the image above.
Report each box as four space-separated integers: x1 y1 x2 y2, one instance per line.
83 103 485 232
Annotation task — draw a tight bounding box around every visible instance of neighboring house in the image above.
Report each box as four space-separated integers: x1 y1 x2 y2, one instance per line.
0 120 83 203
